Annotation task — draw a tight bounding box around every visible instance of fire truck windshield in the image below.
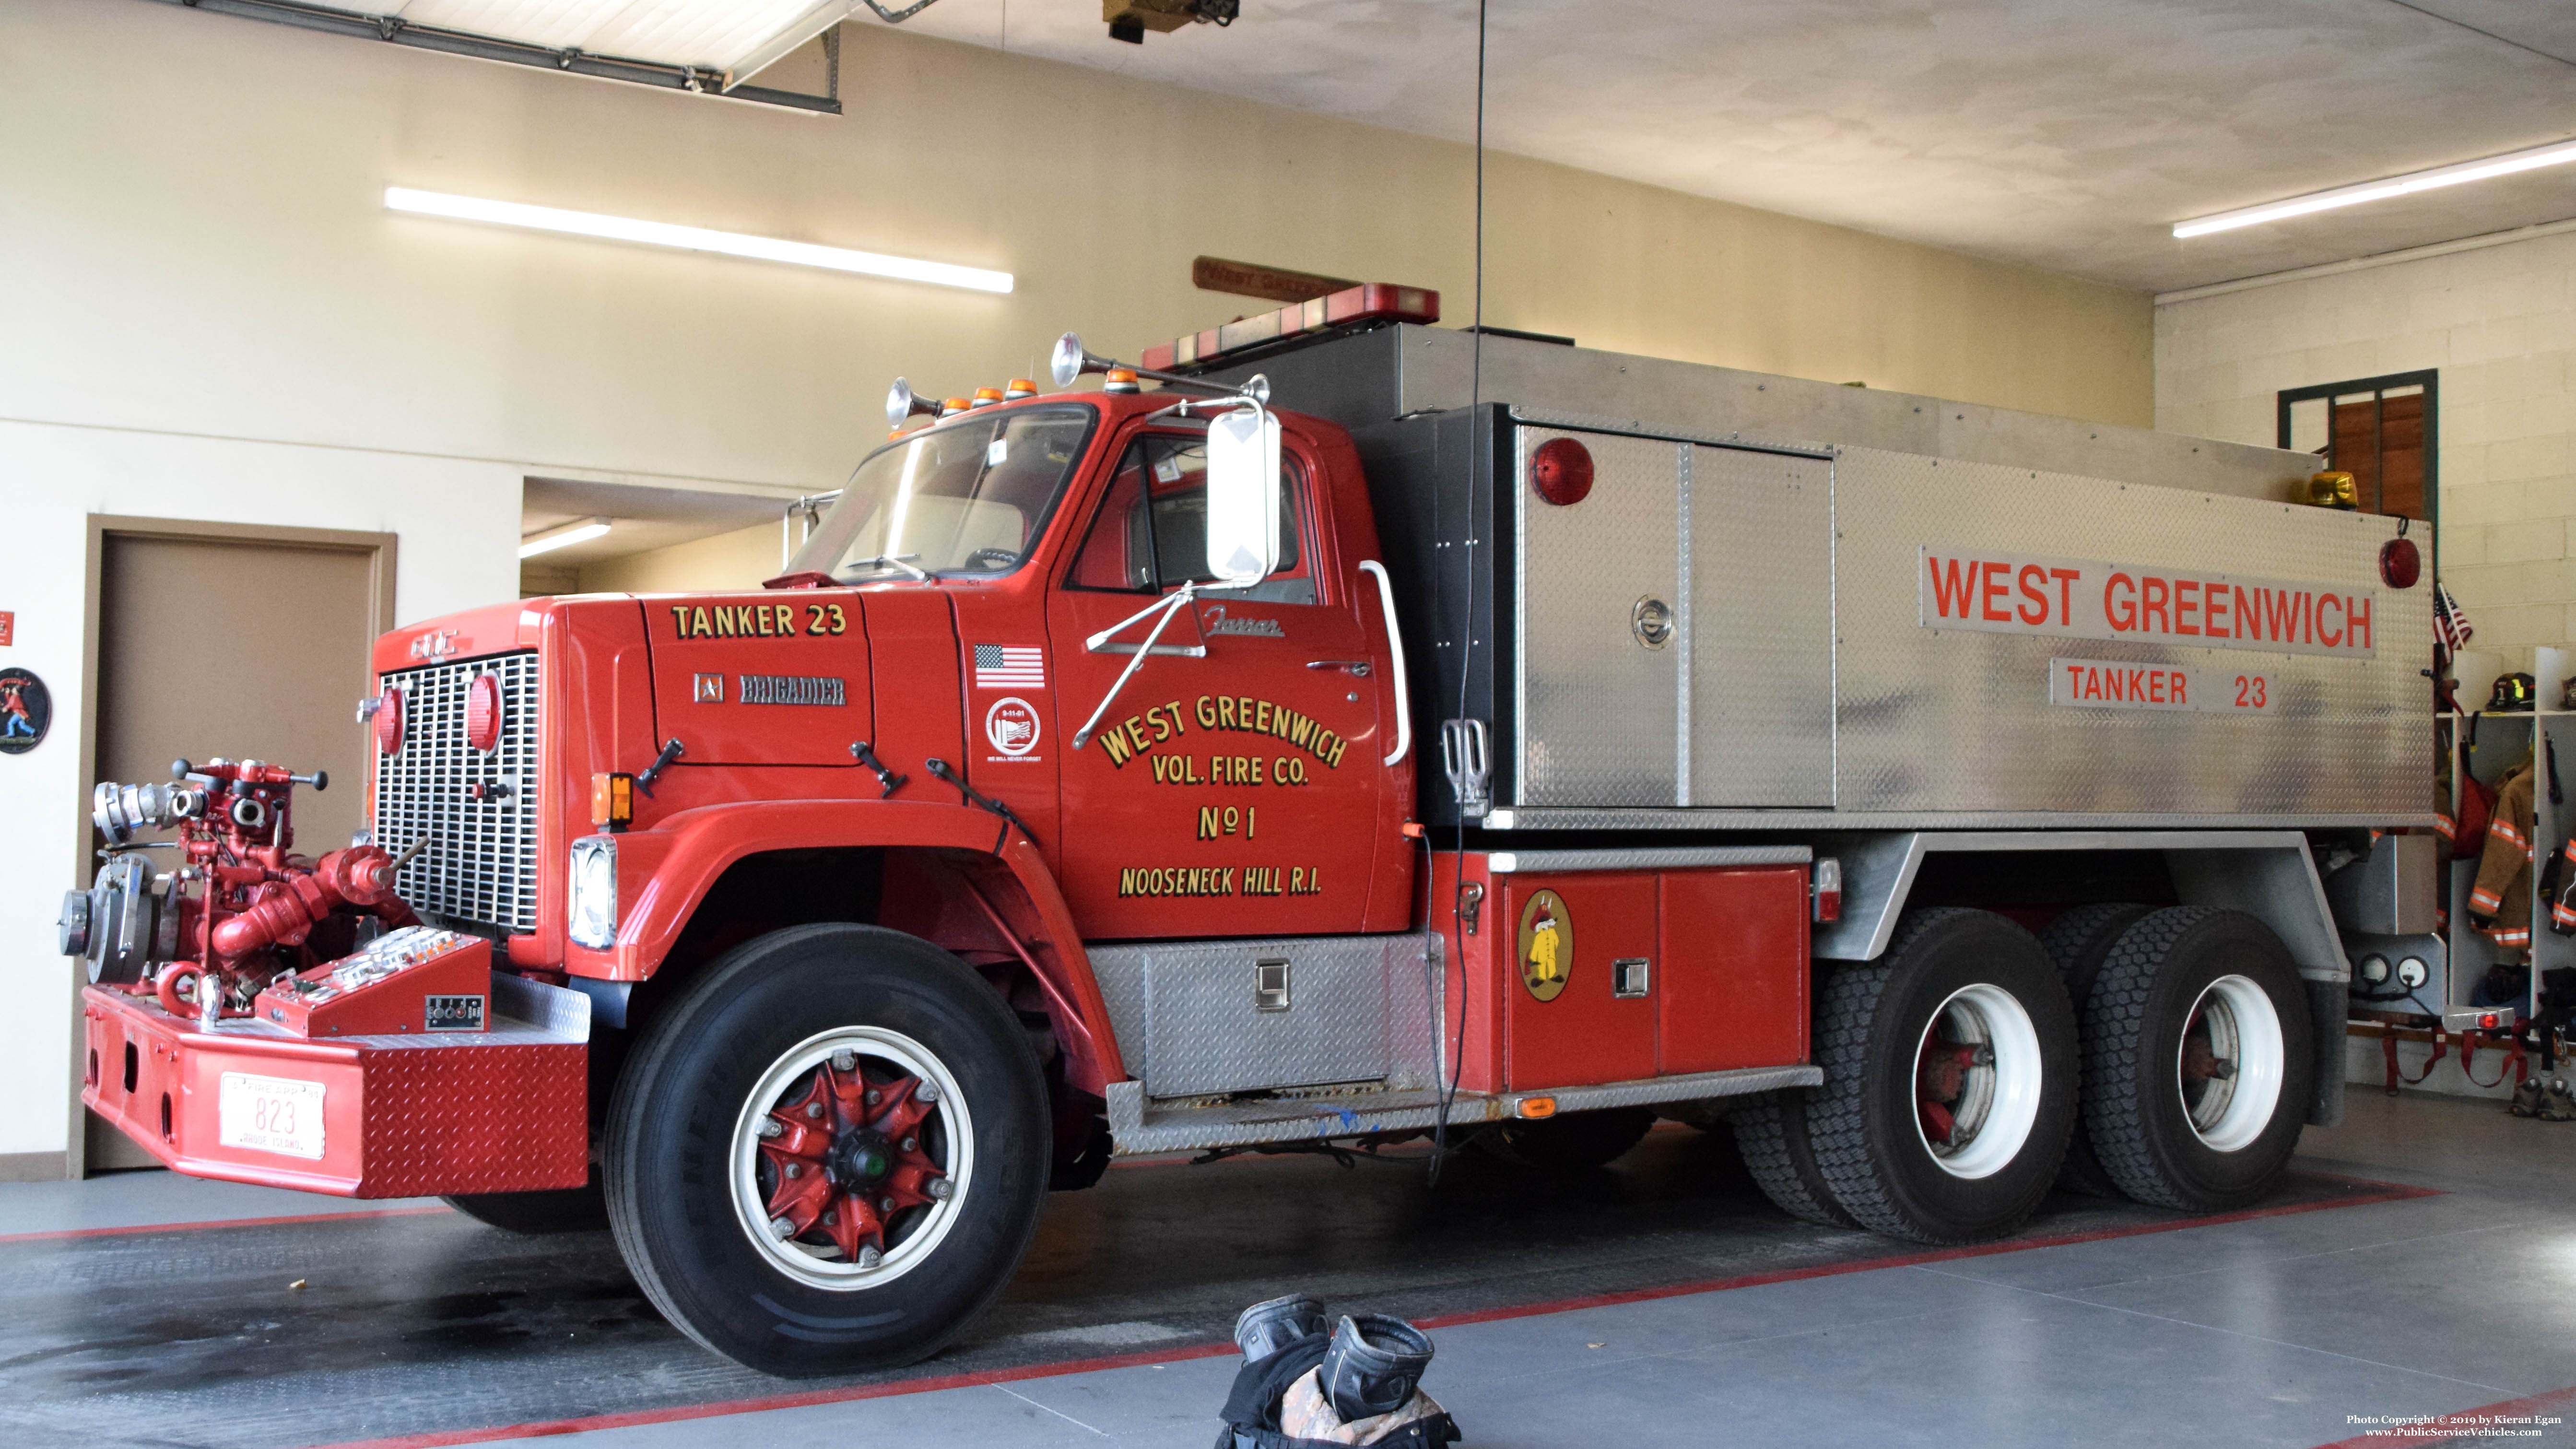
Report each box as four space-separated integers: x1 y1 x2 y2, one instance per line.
792 403 1098 582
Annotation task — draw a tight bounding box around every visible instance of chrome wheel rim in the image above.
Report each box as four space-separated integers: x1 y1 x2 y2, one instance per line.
729 1025 973 1292
2179 974 2283 1153
1913 983 2044 1180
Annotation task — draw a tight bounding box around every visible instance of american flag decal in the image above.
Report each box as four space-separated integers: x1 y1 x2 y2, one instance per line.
974 644 1046 690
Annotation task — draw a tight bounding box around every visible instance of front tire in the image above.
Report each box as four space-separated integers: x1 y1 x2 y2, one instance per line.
1806 909 2079 1243
2082 907 2312 1212
605 924 1049 1376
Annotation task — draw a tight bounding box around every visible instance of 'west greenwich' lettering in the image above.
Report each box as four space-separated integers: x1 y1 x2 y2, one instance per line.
1920 545 2376 659
1096 694 1350 770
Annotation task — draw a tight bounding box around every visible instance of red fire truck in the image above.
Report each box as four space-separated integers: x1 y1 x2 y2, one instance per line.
65 287 2441 1376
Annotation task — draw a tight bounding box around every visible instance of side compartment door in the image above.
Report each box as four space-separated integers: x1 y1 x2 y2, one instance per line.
1047 427 1384 938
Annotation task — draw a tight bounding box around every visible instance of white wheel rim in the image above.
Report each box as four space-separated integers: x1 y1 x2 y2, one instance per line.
2179 974 2284 1153
1912 983 2045 1180
729 1025 975 1292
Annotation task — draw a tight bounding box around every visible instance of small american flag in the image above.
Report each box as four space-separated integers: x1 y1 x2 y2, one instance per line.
974 644 1045 689
2435 584 2473 654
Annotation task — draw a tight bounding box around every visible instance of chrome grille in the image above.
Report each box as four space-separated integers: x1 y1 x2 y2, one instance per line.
374 651 540 934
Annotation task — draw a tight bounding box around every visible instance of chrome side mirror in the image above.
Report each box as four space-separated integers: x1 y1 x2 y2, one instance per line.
1204 403 1281 586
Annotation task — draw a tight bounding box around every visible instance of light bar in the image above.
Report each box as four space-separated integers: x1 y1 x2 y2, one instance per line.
386 188 1013 294
1141 283 1440 373
2174 138 2576 239
520 518 612 559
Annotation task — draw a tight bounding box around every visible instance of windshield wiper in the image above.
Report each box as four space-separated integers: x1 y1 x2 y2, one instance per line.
841 554 930 581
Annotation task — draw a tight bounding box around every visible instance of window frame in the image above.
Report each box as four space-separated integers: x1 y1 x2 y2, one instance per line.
1061 424 1329 605
2276 369 2438 557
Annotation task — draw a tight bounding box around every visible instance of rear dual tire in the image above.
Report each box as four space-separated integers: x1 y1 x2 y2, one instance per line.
2081 907 2311 1213
2036 902 2153 1199
1800 909 2081 1243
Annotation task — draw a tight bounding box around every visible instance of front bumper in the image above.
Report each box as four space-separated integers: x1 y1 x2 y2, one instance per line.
81 975 590 1198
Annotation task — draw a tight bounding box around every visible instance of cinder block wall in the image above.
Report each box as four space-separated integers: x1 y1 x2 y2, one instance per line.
2157 230 2576 660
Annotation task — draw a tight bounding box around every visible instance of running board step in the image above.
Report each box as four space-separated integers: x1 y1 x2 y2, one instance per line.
1105 1063 1823 1156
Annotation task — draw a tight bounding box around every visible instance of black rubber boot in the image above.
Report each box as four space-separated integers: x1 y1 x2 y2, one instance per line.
1319 1315 1435 1422
1233 1295 1326 1362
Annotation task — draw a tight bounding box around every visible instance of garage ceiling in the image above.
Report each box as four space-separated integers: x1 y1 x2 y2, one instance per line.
892 0 2576 294
375 0 831 73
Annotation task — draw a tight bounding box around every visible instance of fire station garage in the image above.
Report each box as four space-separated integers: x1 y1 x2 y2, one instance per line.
9 0 2576 1445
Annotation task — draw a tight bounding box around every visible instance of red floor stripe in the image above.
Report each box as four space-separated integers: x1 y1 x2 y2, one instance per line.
294 1175 2440 1449
0 1203 451 1245
1414 1177 2444 1330
2308 1381 2576 1448
306 1343 1246 1449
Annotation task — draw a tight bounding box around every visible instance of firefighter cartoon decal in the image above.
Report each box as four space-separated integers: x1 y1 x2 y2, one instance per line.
1518 889 1572 1002
0 667 48 755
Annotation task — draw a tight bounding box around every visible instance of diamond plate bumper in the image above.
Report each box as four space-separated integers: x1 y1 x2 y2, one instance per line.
81 976 588 1198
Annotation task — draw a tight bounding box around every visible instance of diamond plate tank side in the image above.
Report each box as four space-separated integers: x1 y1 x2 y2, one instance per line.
1689 444 1835 806
1514 427 1682 809
1833 448 2427 817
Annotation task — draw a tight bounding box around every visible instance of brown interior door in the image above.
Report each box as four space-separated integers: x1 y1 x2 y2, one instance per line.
86 525 391 1169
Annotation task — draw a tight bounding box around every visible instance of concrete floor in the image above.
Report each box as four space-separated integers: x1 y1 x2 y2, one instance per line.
4 1092 2573 1449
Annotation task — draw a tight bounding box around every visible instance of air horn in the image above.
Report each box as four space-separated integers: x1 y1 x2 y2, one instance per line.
1050 333 1269 403
883 377 946 428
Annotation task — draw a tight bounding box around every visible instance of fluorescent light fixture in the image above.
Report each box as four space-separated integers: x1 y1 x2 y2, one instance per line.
2175 137 2576 239
386 187 1013 294
520 517 612 559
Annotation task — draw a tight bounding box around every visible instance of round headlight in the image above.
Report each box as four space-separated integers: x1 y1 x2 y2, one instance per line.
2396 956 2431 990
2357 954 2391 985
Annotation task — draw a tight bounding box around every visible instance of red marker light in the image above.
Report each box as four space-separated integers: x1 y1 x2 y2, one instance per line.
465 673 502 752
2381 536 2421 589
375 687 405 756
1530 437 1594 507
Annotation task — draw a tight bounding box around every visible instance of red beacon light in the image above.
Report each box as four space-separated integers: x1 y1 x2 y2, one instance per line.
373 686 405 756
1530 437 1594 507
464 672 502 753
1004 378 1038 400
2381 535 2422 589
971 387 1004 408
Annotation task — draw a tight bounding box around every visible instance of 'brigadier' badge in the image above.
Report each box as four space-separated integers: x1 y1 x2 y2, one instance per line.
1518 889 1572 1002
0 667 49 755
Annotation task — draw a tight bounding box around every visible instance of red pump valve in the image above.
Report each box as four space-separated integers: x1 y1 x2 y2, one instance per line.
210 844 412 960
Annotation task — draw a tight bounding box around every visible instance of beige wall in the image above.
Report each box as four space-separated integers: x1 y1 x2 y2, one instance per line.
577 523 784 595
6 0 2149 489
0 0 2156 1169
2158 231 2576 658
